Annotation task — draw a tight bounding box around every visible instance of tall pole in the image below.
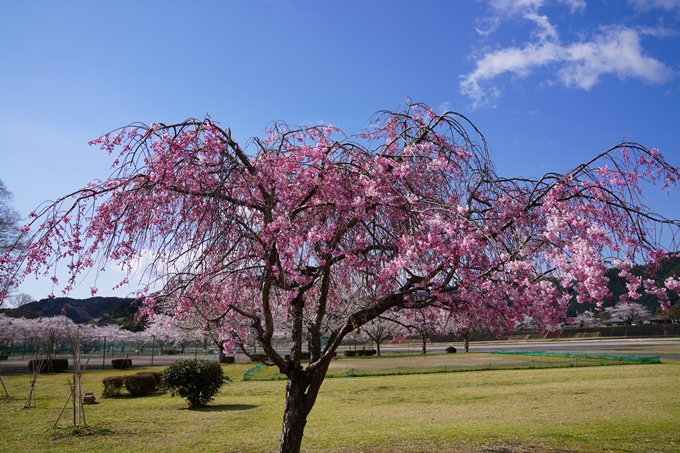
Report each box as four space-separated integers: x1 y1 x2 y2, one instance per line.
102 336 106 370
150 336 155 366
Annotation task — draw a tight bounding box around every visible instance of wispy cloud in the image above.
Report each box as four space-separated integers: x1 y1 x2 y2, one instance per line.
461 1 674 108
628 0 680 11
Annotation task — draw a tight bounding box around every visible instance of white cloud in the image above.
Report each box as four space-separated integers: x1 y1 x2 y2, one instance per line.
439 102 464 114
460 1 673 108
489 0 584 14
461 41 564 107
558 27 673 89
475 16 501 36
629 0 680 11
489 0 546 14
525 12 559 40
561 0 587 12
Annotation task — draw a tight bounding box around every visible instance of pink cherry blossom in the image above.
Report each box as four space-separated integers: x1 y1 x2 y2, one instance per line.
0 103 678 453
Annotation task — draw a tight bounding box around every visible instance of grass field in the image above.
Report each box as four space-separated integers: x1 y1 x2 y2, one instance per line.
1 353 678 453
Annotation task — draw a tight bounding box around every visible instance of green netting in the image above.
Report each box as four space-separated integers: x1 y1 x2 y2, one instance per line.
489 350 660 364
243 362 267 380
241 352 660 381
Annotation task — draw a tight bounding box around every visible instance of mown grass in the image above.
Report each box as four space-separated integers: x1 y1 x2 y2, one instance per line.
0 355 678 453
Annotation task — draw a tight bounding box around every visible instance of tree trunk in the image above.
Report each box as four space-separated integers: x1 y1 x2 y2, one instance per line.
463 332 469 353
421 334 427 354
376 341 381 356
279 377 310 453
278 360 331 453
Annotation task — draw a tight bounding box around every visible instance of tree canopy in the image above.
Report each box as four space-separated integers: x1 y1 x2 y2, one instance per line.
1 102 679 453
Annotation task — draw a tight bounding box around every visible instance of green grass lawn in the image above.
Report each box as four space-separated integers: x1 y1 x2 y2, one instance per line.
1 355 678 453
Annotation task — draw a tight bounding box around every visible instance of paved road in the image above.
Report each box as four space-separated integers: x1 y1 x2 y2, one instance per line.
0 353 234 375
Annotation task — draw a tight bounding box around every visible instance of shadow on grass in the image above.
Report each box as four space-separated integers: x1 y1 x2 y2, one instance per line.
102 391 166 399
183 403 258 412
51 424 114 439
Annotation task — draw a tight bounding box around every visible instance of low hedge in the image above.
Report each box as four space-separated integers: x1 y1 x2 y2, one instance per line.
446 346 457 353
102 376 126 397
111 358 132 369
102 372 162 398
28 358 68 373
344 350 357 357
249 354 269 363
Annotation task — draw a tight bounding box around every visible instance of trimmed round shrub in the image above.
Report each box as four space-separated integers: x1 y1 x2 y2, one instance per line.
249 354 268 363
446 346 457 353
102 376 125 397
102 372 162 398
28 358 68 373
111 358 132 369
124 373 158 397
160 359 227 408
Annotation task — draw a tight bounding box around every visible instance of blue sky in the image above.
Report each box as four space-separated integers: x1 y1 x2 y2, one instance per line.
1 0 679 299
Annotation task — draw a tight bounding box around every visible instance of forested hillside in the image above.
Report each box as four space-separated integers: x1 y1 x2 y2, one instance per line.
0 296 144 329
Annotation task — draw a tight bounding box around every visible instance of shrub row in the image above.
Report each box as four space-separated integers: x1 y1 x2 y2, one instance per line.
344 349 377 357
102 371 162 397
28 358 69 373
249 354 269 362
446 346 457 353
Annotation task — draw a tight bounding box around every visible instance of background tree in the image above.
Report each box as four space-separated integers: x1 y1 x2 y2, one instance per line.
391 306 453 355
361 313 404 356
1 103 679 453
604 302 652 325
572 310 600 328
448 311 510 353
0 180 23 300
656 303 680 323
4 293 33 308
0 314 18 355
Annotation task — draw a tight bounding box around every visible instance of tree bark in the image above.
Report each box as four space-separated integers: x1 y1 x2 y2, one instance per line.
463 332 469 353
278 361 331 452
279 377 309 453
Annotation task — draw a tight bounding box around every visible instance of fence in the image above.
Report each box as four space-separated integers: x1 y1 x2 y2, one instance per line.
489 350 661 364
241 351 659 381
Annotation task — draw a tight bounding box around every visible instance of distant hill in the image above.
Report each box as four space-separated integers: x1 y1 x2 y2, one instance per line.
0 296 146 330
